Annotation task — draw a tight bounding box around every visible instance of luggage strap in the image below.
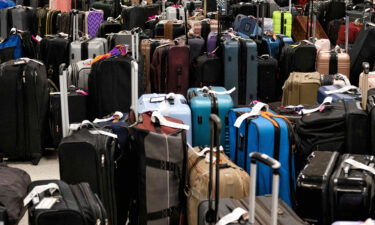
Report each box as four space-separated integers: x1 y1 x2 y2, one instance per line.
329 51 338 75
147 206 180 221
146 157 181 178
344 158 375 175
216 207 248 225
324 85 359 95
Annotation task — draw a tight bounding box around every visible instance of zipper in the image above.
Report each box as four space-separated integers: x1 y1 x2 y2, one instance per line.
79 183 104 224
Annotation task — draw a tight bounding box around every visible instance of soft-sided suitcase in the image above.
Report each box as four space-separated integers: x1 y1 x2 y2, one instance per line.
10 7 36 34
191 54 224 87
317 85 361 104
198 151 304 225
137 93 193 145
26 180 108 225
97 20 122 39
154 20 185 40
128 112 189 225
0 59 49 165
92 0 115 19
233 14 260 38
273 11 292 37
223 37 258 105
296 151 340 225
330 154 375 223
0 34 23 62
0 165 31 225
0 8 11 40
86 9 104 38
228 105 294 206
316 50 350 78
258 54 278 102
70 38 108 65
67 59 91 90
187 87 234 153
282 71 321 106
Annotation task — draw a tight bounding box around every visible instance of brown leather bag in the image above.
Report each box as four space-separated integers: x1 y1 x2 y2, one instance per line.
186 146 250 225
292 16 328 41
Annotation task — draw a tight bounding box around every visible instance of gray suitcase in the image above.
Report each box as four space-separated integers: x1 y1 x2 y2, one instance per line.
70 38 108 64
223 37 258 105
0 8 10 40
67 59 92 90
107 30 132 50
11 7 36 32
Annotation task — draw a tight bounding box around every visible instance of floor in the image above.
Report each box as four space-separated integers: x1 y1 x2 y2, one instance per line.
8 150 60 225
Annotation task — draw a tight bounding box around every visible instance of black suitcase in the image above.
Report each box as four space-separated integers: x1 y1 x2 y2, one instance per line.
154 20 186 39
92 0 115 19
257 54 278 102
191 54 224 87
10 7 36 35
0 8 12 40
121 6 147 30
330 154 375 222
368 88 375 155
296 151 340 225
27 180 108 225
0 206 7 225
230 2 270 18
350 23 375 85
96 21 122 38
0 59 49 164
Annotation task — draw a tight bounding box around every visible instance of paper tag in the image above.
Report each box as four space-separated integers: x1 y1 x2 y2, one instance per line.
35 35 42 42
195 146 224 157
69 123 81 131
24 183 59 206
93 111 123 123
89 130 118 139
150 96 166 103
234 102 269 128
35 197 57 210
324 85 358 95
299 97 333 115
216 207 248 225
151 111 190 130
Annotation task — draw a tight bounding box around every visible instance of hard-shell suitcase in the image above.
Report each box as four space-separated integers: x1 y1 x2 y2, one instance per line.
27 180 108 225
273 11 292 37
67 59 91 90
206 31 217 53
316 50 350 77
198 151 304 225
296 151 340 225
223 37 258 105
258 54 278 102
330 154 375 222
228 105 294 206
282 71 321 106
137 93 193 145
187 87 234 153
166 6 185 20
154 20 185 39
107 30 132 50
11 7 36 34
91 0 114 19
70 38 108 65
0 8 11 40
53 0 71 12
317 85 361 104
0 59 49 165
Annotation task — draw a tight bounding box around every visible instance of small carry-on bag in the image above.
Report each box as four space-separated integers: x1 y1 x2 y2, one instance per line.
187 86 234 153
296 151 340 225
198 150 304 225
317 85 361 104
228 103 294 207
26 180 108 225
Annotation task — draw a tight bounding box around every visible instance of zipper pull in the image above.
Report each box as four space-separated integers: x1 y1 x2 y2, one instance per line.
101 154 105 167
96 219 101 225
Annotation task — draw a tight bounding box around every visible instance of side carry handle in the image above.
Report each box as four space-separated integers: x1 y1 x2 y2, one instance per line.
362 62 370 110
249 152 281 225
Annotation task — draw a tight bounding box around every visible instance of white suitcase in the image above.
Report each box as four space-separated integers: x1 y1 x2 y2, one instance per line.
166 6 185 20
67 59 92 90
70 38 108 64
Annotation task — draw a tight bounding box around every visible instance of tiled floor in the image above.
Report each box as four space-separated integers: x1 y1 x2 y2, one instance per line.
8 150 60 225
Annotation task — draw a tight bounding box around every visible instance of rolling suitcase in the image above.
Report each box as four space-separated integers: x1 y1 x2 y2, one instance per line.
198 152 304 225
137 93 193 145
273 10 293 37
166 5 185 20
316 50 351 78
86 9 104 38
330 154 375 223
97 20 122 38
317 85 361 104
257 54 278 102
187 87 233 152
296 151 340 225
223 37 258 105
188 19 218 40
191 53 224 87
69 38 108 65
10 7 36 34
91 0 115 19
26 180 108 225
0 8 11 40
67 59 91 90
228 104 294 206
107 30 133 50
154 20 185 39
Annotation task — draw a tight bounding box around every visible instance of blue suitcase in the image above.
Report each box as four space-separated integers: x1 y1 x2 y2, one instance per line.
137 93 192 145
223 37 258 105
317 85 361 104
263 35 294 59
228 106 294 207
187 86 234 152
233 14 261 38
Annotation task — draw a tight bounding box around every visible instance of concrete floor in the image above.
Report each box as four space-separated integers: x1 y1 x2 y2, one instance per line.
8 150 60 225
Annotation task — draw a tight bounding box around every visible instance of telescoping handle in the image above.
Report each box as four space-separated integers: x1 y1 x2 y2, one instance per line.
59 63 70 138
249 152 281 225
362 62 370 110
131 27 141 61
205 114 222 224
130 28 140 122
345 15 349 53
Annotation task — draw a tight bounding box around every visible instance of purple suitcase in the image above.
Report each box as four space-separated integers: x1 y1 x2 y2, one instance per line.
87 10 104 38
207 31 218 53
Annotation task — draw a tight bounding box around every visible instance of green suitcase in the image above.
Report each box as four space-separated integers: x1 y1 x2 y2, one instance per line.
273 11 293 37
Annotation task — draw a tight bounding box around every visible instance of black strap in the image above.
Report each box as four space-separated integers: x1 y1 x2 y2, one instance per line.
238 39 247 105
147 206 180 221
145 157 181 179
176 7 180 20
329 51 338 75
81 41 89 60
281 12 285 35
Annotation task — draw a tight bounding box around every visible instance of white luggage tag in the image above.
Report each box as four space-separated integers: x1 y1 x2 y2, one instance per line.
299 97 333 115
344 158 375 176
234 102 269 128
93 111 124 123
324 85 359 95
151 111 190 130
71 120 118 139
216 207 248 225
35 197 58 210
199 86 236 95
24 183 59 206
194 146 224 158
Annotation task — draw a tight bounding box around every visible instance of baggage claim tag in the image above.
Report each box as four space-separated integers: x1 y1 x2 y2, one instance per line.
35 197 57 210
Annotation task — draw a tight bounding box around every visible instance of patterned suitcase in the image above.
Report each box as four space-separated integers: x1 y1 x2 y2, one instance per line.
87 9 104 38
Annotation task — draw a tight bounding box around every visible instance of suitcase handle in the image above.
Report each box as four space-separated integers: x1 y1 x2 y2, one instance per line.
362 62 370 110
205 114 222 224
249 152 280 225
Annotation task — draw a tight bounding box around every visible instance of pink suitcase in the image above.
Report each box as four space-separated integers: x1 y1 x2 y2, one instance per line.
53 0 71 12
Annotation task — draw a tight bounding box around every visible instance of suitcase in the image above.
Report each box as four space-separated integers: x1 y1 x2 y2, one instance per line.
188 19 218 40
0 165 31 225
296 151 340 225
316 50 350 78
292 16 328 41
97 20 122 38
223 37 258 105
0 34 23 61
233 14 260 37
177 35 205 62
150 44 190 95
273 11 292 37
230 2 269 18
206 31 217 53
27 180 108 225
198 151 304 225
128 112 189 225
154 20 185 39
187 87 234 153
67 59 92 90
258 54 278 102
350 23 375 86
107 30 132 50
0 8 11 40
121 6 146 30
295 101 369 172
86 9 104 38
56 12 71 35
166 6 185 20
70 38 108 65
228 105 294 206
11 7 36 34
191 54 224 87
317 85 361 103
53 0 71 12
330 154 375 222
360 62 375 111
314 38 331 54
91 0 114 19
137 93 193 145
368 87 375 160
282 71 321 106
0 59 49 165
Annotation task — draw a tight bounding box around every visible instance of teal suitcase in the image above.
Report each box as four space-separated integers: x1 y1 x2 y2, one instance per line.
187 86 234 153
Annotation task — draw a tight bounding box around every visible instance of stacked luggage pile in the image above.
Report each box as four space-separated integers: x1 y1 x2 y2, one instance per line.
1 0 375 224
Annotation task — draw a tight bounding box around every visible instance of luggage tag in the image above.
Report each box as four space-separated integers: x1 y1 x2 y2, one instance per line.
24 183 59 206
151 111 190 130
216 207 248 225
35 197 58 210
234 102 269 128
299 97 333 115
